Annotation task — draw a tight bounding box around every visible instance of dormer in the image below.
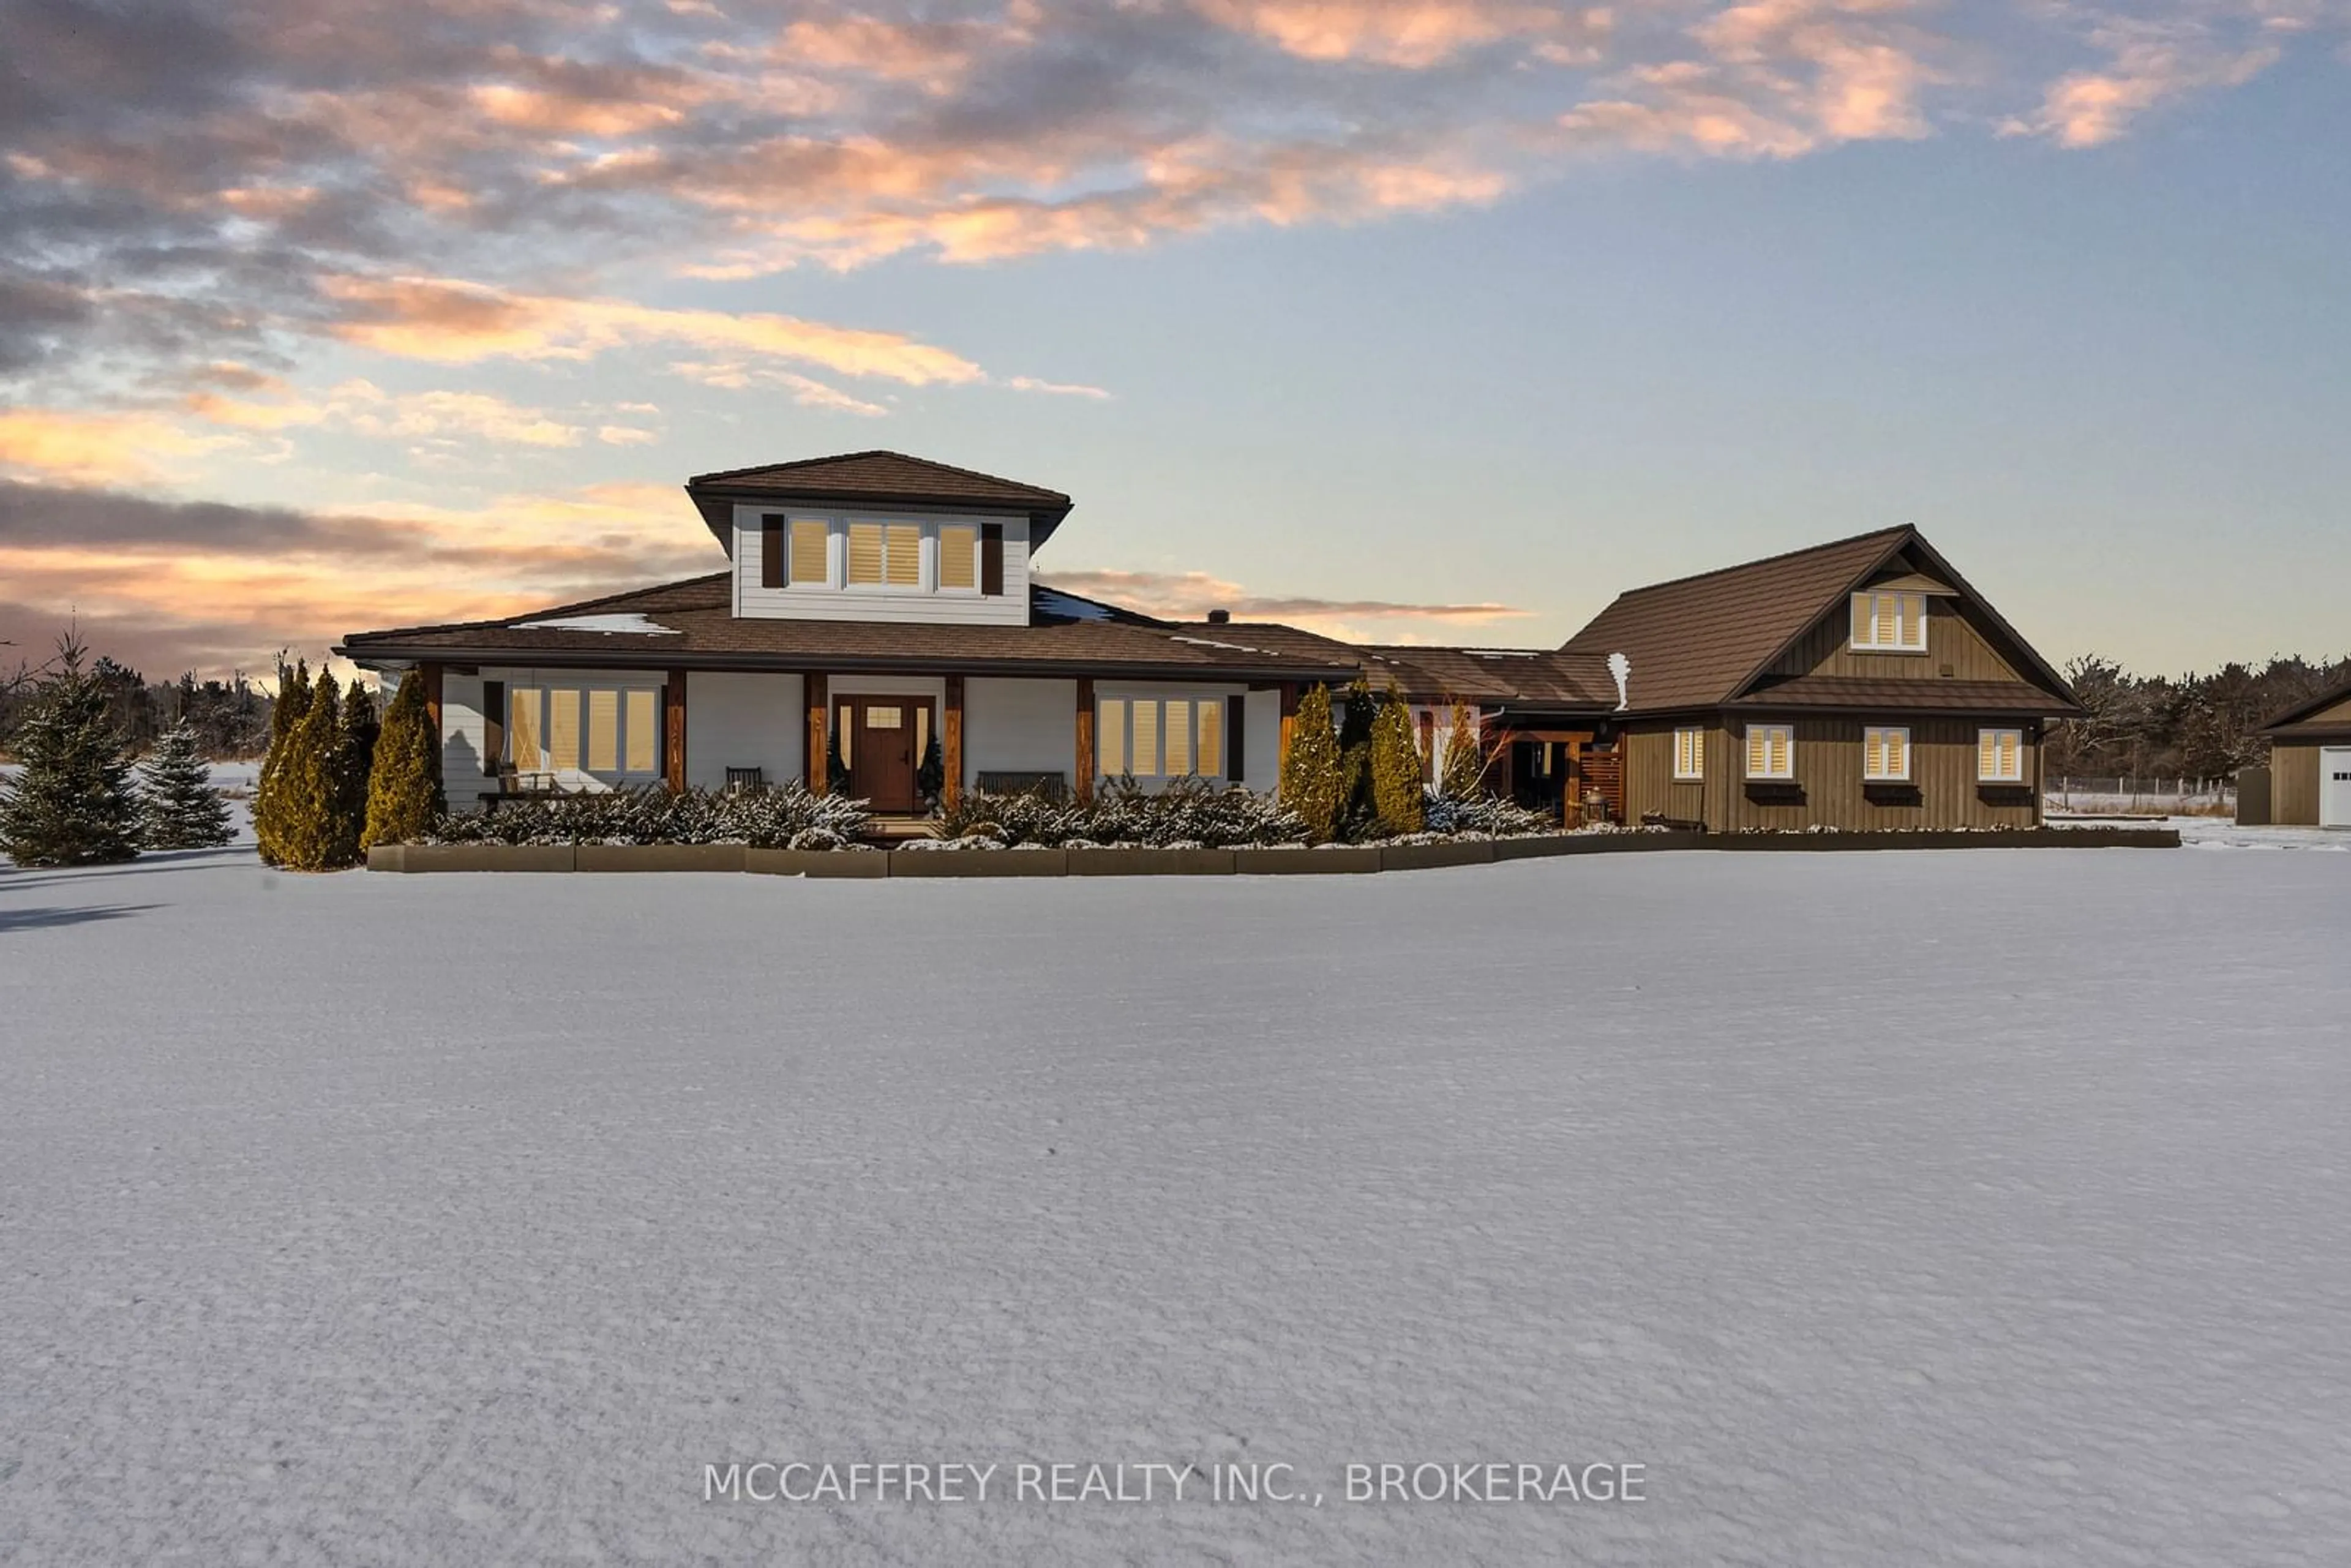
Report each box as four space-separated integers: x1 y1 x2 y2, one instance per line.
684 451 1073 628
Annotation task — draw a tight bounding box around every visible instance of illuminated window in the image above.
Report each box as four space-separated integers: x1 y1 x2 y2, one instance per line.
507 687 541 770
885 523 920 587
1673 726 1704 781
1131 700 1159 775
937 525 978 590
1863 726 1910 782
547 689 581 773
1745 722 1794 781
1851 591 1927 652
625 689 658 773
789 519 828 585
587 689 619 772
866 705 902 730
1163 700 1191 775
1196 700 1222 776
1978 727 2024 783
846 522 885 585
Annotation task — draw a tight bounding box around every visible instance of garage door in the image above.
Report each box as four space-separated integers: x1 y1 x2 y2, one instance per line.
2325 748 2351 829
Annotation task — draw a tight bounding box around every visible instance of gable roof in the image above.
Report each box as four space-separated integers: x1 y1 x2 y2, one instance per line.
2259 672 2351 739
1558 525 2078 716
684 451 1074 549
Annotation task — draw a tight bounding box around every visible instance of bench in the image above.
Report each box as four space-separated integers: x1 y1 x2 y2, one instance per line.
974 770 1071 802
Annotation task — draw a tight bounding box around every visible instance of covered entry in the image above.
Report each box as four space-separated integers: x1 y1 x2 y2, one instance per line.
834 695 934 813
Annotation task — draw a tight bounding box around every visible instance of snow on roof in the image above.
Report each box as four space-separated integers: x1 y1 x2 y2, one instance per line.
512 613 681 636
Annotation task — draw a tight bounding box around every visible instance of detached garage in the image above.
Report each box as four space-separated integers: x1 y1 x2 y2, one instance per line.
2257 677 2351 828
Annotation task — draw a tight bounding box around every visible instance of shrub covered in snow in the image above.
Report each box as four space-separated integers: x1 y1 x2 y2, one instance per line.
1422 790 1556 839
422 782 871 847
942 776 1310 849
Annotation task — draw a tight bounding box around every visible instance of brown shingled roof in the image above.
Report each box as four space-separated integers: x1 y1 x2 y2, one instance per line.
684 451 1074 548
1558 527 1911 714
2259 673 2351 740
340 578 1360 682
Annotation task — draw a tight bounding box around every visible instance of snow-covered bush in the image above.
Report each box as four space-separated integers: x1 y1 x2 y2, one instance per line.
135 719 235 850
1422 790 1556 838
423 781 870 847
942 776 1309 848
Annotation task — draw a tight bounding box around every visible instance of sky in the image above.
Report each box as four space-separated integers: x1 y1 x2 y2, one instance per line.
2 0 2347 683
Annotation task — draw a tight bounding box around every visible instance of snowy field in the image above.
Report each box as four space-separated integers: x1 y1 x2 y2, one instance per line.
3 835 2349 1566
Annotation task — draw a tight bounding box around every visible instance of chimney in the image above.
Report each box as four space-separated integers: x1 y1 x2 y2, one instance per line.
1206 608 1231 625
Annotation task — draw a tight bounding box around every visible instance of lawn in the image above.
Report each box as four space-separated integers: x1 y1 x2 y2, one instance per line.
3 841 2347 1564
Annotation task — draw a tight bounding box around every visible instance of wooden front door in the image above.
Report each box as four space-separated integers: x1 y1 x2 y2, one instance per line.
836 696 932 812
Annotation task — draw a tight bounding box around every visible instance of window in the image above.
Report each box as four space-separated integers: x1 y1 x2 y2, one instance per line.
587 689 619 772
1131 700 1159 775
625 689 659 773
1979 727 2025 784
1850 591 1927 652
1196 700 1222 777
1864 726 1911 782
1098 699 1126 776
937 525 978 591
1673 726 1705 781
503 683 661 781
506 686 541 770
846 522 885 585
866 705 902 730
789 519 828 585
1745 722 1794 781
885 523 920 587
547 689 581 773
1164 699 1191 775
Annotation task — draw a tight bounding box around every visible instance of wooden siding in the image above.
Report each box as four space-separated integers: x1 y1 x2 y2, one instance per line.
2271 744 2322 826
1768 593 2026 685
732 504 1031 626
1622 715 2041 831
683 672 803 792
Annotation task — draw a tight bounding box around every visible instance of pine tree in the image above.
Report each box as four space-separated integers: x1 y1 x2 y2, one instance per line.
1369 683 1425 836
135 718 235 850
1334 676 1381 839
329 678 380 866
1277 683 1344 843
273 669 345 871
0 637 144 866
253 656 311 865
363 669 446 850
1439 701 1487 800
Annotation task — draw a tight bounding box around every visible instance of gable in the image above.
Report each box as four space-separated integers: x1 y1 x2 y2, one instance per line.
2263 677 2351 736
1763 548 2026 685
686 450 1073 550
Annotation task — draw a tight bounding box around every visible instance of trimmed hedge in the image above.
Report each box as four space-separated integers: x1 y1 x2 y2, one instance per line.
942 775 1311 849
419 781 871 847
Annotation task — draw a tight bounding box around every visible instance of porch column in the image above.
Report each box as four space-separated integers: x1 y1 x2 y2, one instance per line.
1073 677 1095 804
806 672 829 794
664 667 688 793
943 674 964 810
1277 682 1300 776
421 661 444 737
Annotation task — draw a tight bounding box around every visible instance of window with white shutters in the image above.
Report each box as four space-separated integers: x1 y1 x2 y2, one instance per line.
1978 727 2025 783
1850 591 1928 651
1745 722 1795 781
1864 726 1911 782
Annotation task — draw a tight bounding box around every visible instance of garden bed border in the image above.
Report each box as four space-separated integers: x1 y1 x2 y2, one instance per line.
366 826 2177 876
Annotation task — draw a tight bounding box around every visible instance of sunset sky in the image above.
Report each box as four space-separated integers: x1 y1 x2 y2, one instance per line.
4 0 2347 682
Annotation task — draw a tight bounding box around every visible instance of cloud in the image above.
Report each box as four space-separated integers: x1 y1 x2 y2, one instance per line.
0 408 237 484
1037 567 1529 635
2003 13 2289 148
183 378 610 448
1193 0 1610 68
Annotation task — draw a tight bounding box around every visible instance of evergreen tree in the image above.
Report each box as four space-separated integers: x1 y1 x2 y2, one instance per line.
1333 676 1381 839
1369 683 1425 836
330 677 380 865
1277 683 1344 842
363 669 446 850
0 637 144 866
272 669 345 871
253 656 311 865
135 718 235 850
1439 701 1487 800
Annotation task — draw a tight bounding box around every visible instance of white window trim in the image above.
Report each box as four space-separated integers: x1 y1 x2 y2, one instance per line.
1850 591 1929 653
504 677 667 785
1863 726 1912 782
1978 727 2026 784
1745 722 1796 782
1672 726 1704 781
770 512 987 598
1094 688 1234 785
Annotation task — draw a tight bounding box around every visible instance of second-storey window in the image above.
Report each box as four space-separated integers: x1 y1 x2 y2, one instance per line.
846 521 921 587
1672 726 1705 781
1745 722 1795 780
937 525 978 591
1851 591 1927 651
1864 726 1911 781
789 519 828 585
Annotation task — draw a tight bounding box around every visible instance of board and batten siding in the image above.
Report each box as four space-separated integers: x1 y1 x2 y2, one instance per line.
1769 597 2026 684
1622 716 2040 830
732 503 1032 626
684 672 803 792
2270 745 2322 826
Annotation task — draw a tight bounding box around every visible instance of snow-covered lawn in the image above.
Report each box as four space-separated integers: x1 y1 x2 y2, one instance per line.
3 845 2347 1566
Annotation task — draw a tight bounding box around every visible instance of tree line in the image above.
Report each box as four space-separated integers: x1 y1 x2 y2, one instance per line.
2045 653 2351 780
1 643 276 759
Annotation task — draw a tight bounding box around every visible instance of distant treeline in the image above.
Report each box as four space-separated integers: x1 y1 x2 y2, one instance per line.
2047 654 2351 779
2 643 277 760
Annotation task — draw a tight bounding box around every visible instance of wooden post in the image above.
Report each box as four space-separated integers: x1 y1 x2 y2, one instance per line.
421 661 444 737
943 674 964 811
806 672 829 794
664 668 688 793
1073 677 1095 803
1277 683 1300 776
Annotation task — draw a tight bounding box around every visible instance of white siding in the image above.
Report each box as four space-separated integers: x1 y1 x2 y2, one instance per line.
962 677 1076 790
1243 688 1283 793
733 504 1032 626
439 673 494 808
686 672 803 792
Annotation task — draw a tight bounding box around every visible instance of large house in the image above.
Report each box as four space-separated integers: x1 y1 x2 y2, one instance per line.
338 451 2082 831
